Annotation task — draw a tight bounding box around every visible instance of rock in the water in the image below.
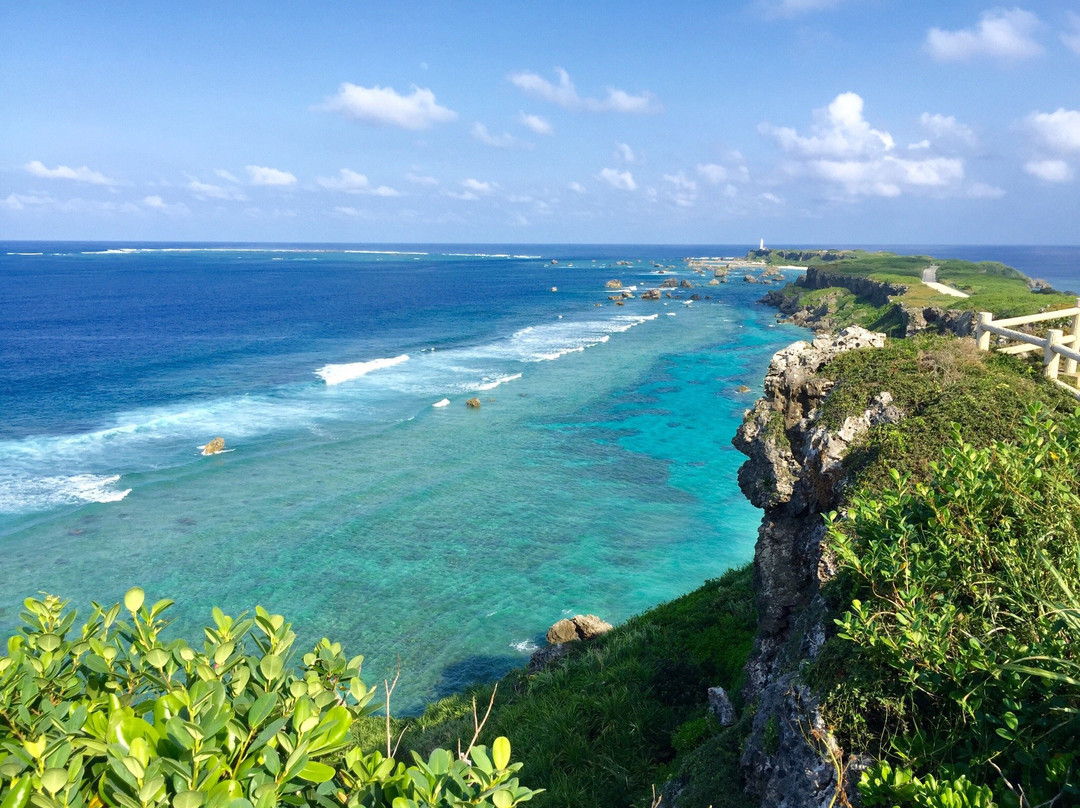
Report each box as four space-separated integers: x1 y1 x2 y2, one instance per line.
465 398 481 408
572 614 613 639
550 286 557 292
528 643 569 672
642 288 661 300
744 274 758 283
550 259 558 264
737 385 751 393
546 619 579 644
202 437 226 455
605 279 622 289
660 277 679 288
708 686 736 726
708 278 721 285
545 614 613 645
679 279 693 288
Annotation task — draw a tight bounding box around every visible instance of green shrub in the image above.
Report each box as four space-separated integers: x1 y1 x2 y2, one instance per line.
0 591 539 808
829 404 1080 804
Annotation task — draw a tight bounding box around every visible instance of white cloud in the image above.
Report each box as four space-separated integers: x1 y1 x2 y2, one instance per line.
1024 159 1073 182
761 92 894 158
247 165 297 186
518 112 553 135
615 142 636 163
508 68 658 113
444 190 479 201
406 172 439 186
762 93 969 197
214 169 239 183
319 83 457 129
663 171 698 207
317 168 401 196
697 163 730 183
568 181 587 194
462 178 497 195
25 160 117 186
1063 12 1080 55
188 179 247 201
908 139 931 151
142 195 189 215
925 8 1043 62
967 182 1007 198
597 168 637 191
1026 108 1080 153
920 112 976 146
471 122 520 149
334 206 373 218
756 0 846 19
2 192 54 211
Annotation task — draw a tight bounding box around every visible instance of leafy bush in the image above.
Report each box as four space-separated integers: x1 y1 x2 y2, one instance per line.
0 590 539 808
828 404 1080 805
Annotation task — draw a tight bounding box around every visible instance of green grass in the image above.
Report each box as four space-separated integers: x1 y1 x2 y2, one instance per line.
356 565 758 808
759 249 1076 318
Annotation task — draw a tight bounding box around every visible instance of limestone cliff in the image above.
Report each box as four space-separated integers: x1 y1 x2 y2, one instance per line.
732 327 901 808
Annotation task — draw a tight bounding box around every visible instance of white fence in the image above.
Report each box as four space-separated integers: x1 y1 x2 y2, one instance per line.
975 298 1080 400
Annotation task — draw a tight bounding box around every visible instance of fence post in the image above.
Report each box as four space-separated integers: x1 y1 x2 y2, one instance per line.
976 312 993 351
1067 298 1080 377
1046 329 1064 380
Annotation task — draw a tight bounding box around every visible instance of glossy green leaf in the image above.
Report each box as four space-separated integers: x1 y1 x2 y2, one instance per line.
248 692 277 729
40 767 68 794
259 654 283 681
298 761 336 783
124 587 145 613
492 736 511 771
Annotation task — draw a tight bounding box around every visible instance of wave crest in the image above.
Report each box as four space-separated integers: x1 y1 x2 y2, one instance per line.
316 354 410 385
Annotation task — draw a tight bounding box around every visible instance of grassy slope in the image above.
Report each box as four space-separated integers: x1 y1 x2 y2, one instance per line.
763 249 1076 318
356 565 758 808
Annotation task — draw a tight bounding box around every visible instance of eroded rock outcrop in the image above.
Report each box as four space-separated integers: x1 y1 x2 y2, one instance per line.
202 437 226 455
732 326 896 808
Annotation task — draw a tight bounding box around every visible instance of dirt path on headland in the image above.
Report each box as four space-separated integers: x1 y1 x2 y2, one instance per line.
922 265 970 298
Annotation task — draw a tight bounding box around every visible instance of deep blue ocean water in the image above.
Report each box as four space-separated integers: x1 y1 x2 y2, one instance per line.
1 242 1076 710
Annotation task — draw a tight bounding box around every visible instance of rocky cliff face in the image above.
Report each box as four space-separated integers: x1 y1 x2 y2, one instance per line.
764 268 977 338
732 327 901 808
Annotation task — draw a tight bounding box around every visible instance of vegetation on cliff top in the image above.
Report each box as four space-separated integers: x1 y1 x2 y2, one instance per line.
756 248 1076 318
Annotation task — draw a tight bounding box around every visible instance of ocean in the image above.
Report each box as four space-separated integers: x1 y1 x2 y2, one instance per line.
1 243 1076 711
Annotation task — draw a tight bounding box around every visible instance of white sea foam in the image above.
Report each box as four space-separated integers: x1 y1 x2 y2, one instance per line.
316 354 410 385
432 398 450 408
0 473 131 514
511 639 540 654
8 252 43 256
475 373 522 391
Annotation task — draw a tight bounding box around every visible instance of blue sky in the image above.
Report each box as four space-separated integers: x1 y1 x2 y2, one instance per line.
2 1 1079 244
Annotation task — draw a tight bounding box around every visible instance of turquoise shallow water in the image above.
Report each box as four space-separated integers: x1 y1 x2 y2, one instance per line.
0 244 807 710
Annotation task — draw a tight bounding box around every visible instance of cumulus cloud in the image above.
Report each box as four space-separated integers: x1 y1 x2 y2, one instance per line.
1064 12 1080 55
406 172 439 186
697 161 750 184
761 92 894 158
2 192 54 211
142 195 189 215
462 178 497 195
925 8 1043 62
214 169 239 183
471 122 521 149
663 172 698 207
247 165 297 186
317 168 400 196
597 168 637 191
615 142 636 163
25 160 117 186
187 179 247 201
967 182 1006 198
518 112 553 135
1026 108 1080 153
319 83 457 129
762 92 970 197
568 181 587 194
1024 159 1073 182
920 112 977 146
508 68 658 113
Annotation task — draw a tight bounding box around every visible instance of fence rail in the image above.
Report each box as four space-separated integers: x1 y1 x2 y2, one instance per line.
975 299 1080 400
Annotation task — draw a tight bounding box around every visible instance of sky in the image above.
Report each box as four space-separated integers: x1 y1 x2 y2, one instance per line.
2 1 1079 244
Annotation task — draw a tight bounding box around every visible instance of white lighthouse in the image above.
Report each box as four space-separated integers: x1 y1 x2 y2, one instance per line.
759 238 765 250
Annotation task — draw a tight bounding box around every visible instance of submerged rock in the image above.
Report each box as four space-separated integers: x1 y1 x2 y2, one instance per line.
465 398 481 408
202 437 226 455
